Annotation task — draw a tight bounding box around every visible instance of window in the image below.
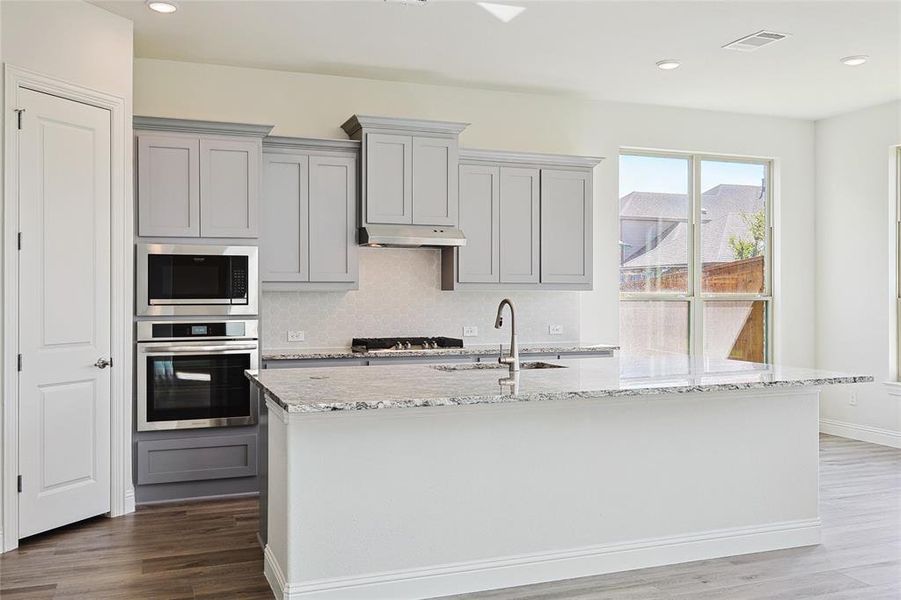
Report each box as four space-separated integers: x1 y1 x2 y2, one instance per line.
619 152 772 362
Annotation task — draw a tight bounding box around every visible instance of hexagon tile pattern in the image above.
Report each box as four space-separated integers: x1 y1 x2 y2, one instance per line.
262 248 581 352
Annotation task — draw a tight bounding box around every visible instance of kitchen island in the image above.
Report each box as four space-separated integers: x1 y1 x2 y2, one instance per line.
247 355 871 600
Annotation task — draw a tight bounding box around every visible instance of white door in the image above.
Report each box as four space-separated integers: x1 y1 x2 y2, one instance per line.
17 88 112 538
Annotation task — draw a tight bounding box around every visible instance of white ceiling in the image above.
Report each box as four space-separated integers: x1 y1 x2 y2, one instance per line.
95 0 901 120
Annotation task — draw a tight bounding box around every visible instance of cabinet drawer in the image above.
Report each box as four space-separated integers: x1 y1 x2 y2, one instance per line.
137 434 258 485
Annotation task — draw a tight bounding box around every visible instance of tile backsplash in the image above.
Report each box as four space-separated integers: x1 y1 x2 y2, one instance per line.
262 248 581 351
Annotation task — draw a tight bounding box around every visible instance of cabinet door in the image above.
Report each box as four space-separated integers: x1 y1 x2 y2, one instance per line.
137 134 200 237
457 164 499 283
540 169 592 284
365 133 412 224
412 136 457 226
309 155 357 282
261 154 309 282
499 167 540 283
200 138 260 238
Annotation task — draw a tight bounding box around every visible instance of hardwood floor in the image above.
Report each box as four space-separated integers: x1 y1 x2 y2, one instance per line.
0 497 271 599
1 434 898 599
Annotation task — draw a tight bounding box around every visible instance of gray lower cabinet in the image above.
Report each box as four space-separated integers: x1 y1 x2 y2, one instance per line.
261 137 359 290
540 169 592 284
499 167 541 283
136 434 257 485
134 117 272 239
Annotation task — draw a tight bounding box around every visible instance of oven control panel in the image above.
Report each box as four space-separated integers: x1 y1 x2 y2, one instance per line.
138 319 258 342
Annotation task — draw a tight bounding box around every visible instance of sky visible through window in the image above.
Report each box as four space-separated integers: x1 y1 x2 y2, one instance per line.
619 155 764 197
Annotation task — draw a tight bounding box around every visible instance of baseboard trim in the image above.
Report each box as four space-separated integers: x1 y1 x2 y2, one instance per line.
264 544 288 600
124 488 136 515
820 418 901 449
268 518 821 599
135 490 259 507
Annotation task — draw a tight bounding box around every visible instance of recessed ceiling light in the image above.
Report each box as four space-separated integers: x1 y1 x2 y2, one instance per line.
146 0 177 14
840 55 869 67
477 2 526 23
656 59 681 71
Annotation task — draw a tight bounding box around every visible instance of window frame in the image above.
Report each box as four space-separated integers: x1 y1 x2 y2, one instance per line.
619 149 774 362
895 147 901 379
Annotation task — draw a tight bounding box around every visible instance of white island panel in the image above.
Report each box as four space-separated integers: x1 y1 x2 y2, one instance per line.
264 386 822 599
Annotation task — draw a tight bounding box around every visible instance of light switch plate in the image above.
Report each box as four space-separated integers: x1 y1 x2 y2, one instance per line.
463 326 478 337
287 330 305 342
548 324 563 335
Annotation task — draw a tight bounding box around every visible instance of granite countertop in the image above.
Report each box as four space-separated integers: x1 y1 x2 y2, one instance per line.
262 344 619 361
246 354 873 414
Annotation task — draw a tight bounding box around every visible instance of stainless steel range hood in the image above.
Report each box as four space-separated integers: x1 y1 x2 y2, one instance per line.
359 224 466 248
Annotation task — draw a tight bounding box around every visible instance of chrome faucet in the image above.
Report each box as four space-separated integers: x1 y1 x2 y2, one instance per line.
494 298 519 372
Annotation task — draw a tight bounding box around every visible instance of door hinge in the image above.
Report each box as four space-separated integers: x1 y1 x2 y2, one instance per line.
17 354 22 372
17 475 22 493
14 109 24 130
17 232 22 251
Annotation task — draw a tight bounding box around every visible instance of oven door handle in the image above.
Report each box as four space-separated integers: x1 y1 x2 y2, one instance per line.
140 343 259 353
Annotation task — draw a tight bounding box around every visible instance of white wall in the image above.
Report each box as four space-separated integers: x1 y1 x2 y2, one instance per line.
135 58 817 364
0 0 134 548
815 101 901 447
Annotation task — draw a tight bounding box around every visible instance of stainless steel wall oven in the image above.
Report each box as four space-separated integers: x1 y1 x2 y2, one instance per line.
136 320 259 431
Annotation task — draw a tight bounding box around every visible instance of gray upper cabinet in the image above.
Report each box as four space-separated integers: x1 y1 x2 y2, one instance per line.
137 134 200 237
308 154 357 282
540 169 592 284
457 165 499 283
365 133 413 224
499 167 540 283
261 137 360 291
262 153 309 283
442 149 602 291
199 138 261 238
412 136 458 226
134 117 273 239
341 115 469 231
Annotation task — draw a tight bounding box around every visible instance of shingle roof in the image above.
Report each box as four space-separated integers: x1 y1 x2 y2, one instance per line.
620 184 763 221
621 184 764 268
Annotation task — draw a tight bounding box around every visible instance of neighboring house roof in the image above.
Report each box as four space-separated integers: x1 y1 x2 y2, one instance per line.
621 184 764 269
623 213 752 268
620 184 763 221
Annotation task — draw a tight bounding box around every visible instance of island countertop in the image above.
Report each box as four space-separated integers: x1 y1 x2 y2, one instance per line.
262 343 618 361
246 355 872 413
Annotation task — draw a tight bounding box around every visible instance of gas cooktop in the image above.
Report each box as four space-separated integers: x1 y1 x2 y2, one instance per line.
351 336 464 353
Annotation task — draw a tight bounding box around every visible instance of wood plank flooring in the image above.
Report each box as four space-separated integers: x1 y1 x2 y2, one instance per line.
1 434 898 599
0 497 271 599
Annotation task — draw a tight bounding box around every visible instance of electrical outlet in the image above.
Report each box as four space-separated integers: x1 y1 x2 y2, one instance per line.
548 324 563 335
287 330 305 343
849 392 858 406
463 326 478 337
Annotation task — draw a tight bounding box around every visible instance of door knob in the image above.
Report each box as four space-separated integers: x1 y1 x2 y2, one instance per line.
94 358 112 369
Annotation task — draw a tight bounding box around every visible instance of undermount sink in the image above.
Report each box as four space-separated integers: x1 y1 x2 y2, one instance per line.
430 361 567 372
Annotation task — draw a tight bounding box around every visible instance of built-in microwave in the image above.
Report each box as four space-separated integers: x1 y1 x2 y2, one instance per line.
136 244 258 316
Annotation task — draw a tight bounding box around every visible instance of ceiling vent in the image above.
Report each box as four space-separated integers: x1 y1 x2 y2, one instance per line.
722 30 789 52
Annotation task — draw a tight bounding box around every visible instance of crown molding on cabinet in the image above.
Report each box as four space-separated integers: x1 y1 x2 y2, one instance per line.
341 114 470 138
459 148 604 169
133 116 274 138
263 136 360 154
